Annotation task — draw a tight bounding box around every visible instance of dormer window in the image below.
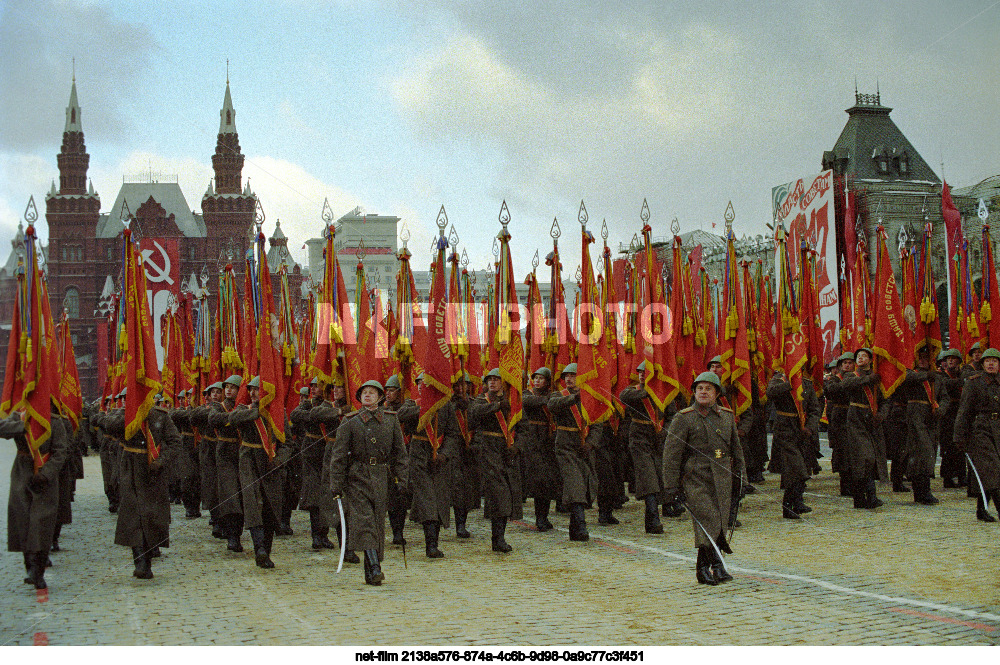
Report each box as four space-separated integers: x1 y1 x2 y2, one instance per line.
872 147 889 174
898 151 910 174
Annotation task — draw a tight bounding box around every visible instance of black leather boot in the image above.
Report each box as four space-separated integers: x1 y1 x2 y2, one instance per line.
782 486 801 519
597 497 619 525
793 482 812 513
852 477 868 509
51 523 62 552
225 516 244 552
389 510 406 546
696 547 718 585
663 499 685 517
250 527 274 569
211 511 226 539
455 508 470 539
711 544 733 583
334 524 360 563
363 548 384 585
976 494 996 522
132 547 153 579
912 477 934 504
644 494 664 534
534 499 554 531
491 517 512 552
23 552 38 585
312 529 336 550
839 474 853 497
866 480 884 508
569 503 589 542
424 521 444 558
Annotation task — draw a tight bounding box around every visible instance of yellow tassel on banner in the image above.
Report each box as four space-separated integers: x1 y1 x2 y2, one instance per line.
981 301 992 324
682 316 693 336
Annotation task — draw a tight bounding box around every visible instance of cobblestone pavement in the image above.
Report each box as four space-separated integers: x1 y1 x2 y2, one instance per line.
1 443 999 646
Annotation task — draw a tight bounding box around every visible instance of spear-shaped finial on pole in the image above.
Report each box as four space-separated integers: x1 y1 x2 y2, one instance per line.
578 200 588 231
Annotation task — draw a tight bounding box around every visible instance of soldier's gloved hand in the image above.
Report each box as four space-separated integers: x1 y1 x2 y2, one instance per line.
664 488 686 504
149 458 164 476
28 473 48 492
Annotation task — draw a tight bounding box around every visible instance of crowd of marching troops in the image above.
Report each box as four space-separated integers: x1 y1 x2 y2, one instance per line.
6 342 1000 590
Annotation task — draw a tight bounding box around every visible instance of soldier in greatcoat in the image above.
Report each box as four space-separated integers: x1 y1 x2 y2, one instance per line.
225 376 287 569
468 368 523 552
170 390 202 519
936 349 966 490
547 363 599 542
450 374 480 539
619 360 676 534
328 380 408 586
383 375 412 546
824 353 854 496
103 393 181 579
96 395 121 513
398 375 460 558
2 404 70 589
519 367 559 531
190 382 224 539
663 372 746 586
898 348 940 505
289 378 340 551
278 387 308 536
766 370 821 518
954 347 1000 521
208 375 245 552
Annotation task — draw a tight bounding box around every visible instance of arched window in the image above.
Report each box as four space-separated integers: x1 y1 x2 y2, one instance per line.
64 287 80 319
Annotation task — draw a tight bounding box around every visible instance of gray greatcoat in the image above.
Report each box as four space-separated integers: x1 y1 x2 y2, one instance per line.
546 389 599 506
398 399 455 526
619 385 672 499
105 407 181 548
328 407 408 559
290 397 341 526
208 398 243 520
190 403 219 513
227 405 286 529
662 403 746 549
954 371 1000 491
3 411 69 552
766 376 821 489
468 394 523 520
518 389 560 501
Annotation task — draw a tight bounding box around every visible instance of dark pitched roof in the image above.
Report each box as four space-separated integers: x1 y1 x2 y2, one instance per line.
829 92 940 185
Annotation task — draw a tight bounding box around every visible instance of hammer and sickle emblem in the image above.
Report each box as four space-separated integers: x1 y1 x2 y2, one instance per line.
141 241 174 285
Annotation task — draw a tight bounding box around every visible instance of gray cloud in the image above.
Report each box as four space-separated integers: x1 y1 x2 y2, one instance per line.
0 0 158 152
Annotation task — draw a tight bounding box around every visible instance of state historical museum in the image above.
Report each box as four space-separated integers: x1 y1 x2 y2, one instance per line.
0 79 303 400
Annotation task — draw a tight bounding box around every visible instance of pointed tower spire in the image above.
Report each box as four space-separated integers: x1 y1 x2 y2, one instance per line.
219 81 237 135
65 79 82 133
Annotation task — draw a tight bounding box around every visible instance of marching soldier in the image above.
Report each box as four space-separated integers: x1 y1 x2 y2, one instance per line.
104 390 182 579
2 404 70 589
837 348 887 509
384 375 412 546
469 368 523 552
398 375 461 558
663 372 747 586
954 347 1000 521
766 369 821 518
225 376 287 569
208 375 245 553
97 394 121 513
825 353 854 497
519 367 560 531
898 348 940 505
450 374 479 539
619 361 676 535
936 349 966 489
547 363 600 542
289 379 340 552
191 382 224 539
328 380 408 586
171 390 202 519
278 387 308 536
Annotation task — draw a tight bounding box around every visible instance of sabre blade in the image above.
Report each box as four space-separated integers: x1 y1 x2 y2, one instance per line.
336 496 346 573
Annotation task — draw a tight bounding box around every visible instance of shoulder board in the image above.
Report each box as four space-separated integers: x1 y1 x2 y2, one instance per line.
154 406 168 413
383 409 397 415
561 389 571 396
344 411 360 418
678 406 695 414
719 406 734 413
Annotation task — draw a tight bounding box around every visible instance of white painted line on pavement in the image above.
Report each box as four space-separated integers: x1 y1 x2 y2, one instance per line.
548 526 1000 624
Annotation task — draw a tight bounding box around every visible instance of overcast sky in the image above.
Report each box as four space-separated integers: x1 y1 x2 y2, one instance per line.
1 0 998 278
